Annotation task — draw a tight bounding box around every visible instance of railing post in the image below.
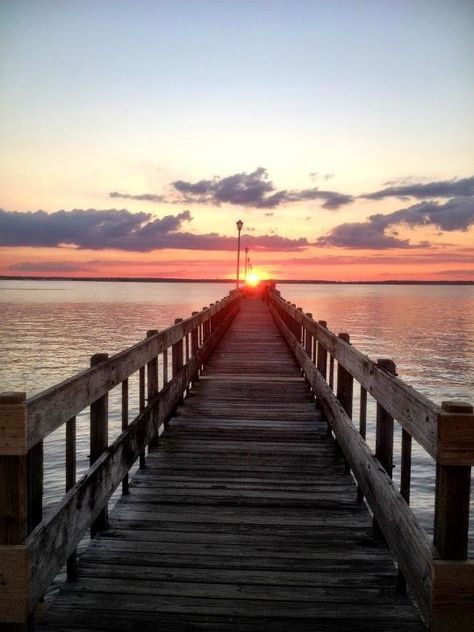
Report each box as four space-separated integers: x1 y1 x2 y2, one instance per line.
375 359 396 477
121 379 129 495
0 391 39 627
191 311 200 380
433 401 473 560
66 415 77 580
336 334 353 418
317 321 328 380
336 334 353 469
373 358 396 538
202 308 211 345
90 353 109 537
147 330 159 448
304 314 313 360
357 386 367 503
172 318 184 377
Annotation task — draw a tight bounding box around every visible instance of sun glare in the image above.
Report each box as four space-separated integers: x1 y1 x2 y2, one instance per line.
246 271 261 287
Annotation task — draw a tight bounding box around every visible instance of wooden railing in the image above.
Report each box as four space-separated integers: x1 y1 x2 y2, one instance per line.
0 291 241 626
268 290 473 632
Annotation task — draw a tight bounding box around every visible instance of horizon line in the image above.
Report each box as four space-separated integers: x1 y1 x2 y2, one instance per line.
1 275 472 286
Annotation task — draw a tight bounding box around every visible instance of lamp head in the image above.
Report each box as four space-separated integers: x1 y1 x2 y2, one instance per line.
236 219 244 231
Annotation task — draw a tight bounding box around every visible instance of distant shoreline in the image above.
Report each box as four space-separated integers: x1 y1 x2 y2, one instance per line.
1 275 472 286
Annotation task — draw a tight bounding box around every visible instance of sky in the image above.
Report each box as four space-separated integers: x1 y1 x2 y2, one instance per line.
1 0 473 281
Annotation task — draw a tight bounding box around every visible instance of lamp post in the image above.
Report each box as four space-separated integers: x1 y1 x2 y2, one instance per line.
236 219 243 288
244 247 249 283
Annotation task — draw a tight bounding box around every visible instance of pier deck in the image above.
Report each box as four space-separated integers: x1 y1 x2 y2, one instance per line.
38 298 424 631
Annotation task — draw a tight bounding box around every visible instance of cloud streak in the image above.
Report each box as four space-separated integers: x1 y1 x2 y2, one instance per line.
317 197 474 249
0 208 308 252
110 167 354 210
362 176 474 201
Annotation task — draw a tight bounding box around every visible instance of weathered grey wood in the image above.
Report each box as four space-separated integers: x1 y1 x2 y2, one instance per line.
90 353 109 536
269 295 439 457
121 379 129 495
0 393 33 626
26 295 239 447
23 299 242 616
433 402 472 560
65 416 77 581
37 298 424 632
270 303 432 624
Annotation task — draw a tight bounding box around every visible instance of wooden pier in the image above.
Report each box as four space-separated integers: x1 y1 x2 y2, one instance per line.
1 289 473 631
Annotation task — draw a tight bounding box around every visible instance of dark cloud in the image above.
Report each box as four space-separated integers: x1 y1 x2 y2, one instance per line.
316 197 473 250
0 208 308 252
111 168 353 210
0 208 192 251
317 222 426 249
8 261 90 272
110 192 166 203
289 189 353 210
369 197 474 232
363 176 474 201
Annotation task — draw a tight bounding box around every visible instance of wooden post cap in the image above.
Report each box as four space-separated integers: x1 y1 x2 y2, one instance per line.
146 329 158 338
0 392 28 455
90 353 109 366
0 392 26 405
377 358 396 374
441 401 473 414
192 311 198 316
305 313 313 319
339 333 351 344
174 318 183 324
318 320 327 327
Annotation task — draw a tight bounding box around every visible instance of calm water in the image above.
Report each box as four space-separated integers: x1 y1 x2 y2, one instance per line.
1 280 473 551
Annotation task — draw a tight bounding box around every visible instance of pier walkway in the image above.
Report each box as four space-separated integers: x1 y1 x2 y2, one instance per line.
38 299 424 631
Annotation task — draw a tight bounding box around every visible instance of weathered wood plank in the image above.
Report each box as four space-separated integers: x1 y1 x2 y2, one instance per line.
37 297 424 632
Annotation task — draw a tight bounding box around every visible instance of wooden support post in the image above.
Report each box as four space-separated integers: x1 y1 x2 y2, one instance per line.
336 334 353 470
317 321 328 379
147 330 159 448
66 416 77 580
172 318 184 376
0 392 39 628
336 334 353 417
433 401 473 560
396 426 413 593
304 314 313 360
139 365 146 468
121 379 129 495
375 359 396 477
202 308 210 345
90 353 109 537
329 355 334 390
191 311 200 380
373 358 396 537
0 392 29 545
357 386 367 502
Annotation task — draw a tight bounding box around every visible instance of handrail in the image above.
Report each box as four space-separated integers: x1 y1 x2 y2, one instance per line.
0 290 241 625
268 289 474 632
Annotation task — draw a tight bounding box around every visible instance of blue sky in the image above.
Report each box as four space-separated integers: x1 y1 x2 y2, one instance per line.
1 1 473 279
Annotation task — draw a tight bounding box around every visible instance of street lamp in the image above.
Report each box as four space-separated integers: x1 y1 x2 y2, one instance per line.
244 247 249 283
236 219 243 288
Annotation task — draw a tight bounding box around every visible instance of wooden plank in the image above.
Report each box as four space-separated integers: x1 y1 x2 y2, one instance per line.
270 304 432 623
36 297 424 632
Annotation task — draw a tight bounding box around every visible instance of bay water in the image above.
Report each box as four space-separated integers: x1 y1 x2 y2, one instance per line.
1 280 473 551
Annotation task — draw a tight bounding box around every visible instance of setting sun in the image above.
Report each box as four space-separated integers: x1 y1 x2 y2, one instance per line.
246 271 262 286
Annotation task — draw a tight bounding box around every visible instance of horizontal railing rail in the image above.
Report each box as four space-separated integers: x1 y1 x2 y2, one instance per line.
0 290 241 626
268 289 473 632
